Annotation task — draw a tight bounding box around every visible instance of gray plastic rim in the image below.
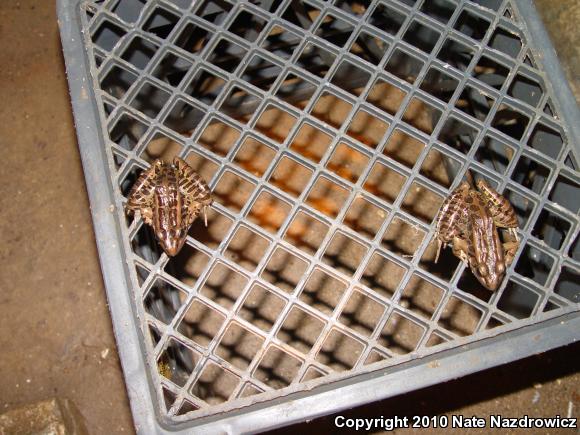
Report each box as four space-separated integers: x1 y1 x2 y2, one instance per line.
57 0 580 433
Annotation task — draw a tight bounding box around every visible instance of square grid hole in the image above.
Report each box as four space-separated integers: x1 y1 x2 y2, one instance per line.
327 142 370 184
224 226 270 272
144 277 188 325
121 36 158 70
247 189 293 234
331 60 371 97
339 289 386 337
363 161 406 204
101 65 138 99
261 247 309 293
277 305 325 354
284 210 330 256
208 37 249 73
144 7 179 39
315 12 355 48
497 281 539 320
289 122 333 164
184 68 226 106
381 215 426 259
241 55 283 92
281 0 321 31
215 322 265 370
129 82 171 119
190 362 240 405
165 244 210 288
299 268 348 315
275 72 318 110
92 20 126 52
239 284 287 332
109 111 148 150
262 25 301 60
437 296 482 337
194 0 233 25
228 10 267 42
269 155 314 197
152 51 192 88
383 128 426 168
306 175 350 219
361 252 406 300
174 20 213 55
253 105 298 144
177 299 226 348
310 91 354 130
343 196 388 241
212 170 256 213
346 108 390 149
296 42 337 80
254 346 302 389
188 208 233 250
200 263 248 309
368 3 405 35
322 232 368 277
379 312 425 355
350 30 390 65
158 338 201 388
400 274 444 320
316 329 365 371
233 136 276 178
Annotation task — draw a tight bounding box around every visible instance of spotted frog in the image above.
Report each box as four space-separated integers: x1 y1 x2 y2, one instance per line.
435 179 519 291
126 157 212 256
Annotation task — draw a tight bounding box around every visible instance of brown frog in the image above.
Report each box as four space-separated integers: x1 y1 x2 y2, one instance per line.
126 157 212 256
435 179 519 291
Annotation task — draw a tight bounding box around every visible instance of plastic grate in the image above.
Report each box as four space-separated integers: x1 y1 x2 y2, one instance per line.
79 0 579 424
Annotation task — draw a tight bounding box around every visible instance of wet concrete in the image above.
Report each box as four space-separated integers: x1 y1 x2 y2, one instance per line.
0 1 577 434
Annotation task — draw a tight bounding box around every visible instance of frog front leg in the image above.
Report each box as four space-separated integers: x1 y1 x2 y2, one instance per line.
126 160 162 225
451 236 470 265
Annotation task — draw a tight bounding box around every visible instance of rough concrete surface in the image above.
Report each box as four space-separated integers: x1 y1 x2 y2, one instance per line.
0 398 88 435
535 0 580 105
0 1 577 434
0 1 133 433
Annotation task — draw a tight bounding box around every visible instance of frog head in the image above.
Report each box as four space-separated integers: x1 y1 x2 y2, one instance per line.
468 213 506 291
153 184 188 257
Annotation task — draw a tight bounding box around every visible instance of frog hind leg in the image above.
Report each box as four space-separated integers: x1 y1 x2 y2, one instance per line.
434 182 470 263
174 157 212 227
174 157 212 206
476 180 519 237
182 201 203 231
126 160 162 226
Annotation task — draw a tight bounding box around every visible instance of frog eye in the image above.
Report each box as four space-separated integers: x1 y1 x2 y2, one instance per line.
478 264 488 276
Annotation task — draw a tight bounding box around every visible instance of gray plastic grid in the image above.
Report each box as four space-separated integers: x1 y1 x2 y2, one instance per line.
59 0 580 432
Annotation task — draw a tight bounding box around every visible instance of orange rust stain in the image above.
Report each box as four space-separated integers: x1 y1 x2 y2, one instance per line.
307 197 338 216
348 131 376 146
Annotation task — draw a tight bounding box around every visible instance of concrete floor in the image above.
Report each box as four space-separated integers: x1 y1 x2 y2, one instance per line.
0 1 577 434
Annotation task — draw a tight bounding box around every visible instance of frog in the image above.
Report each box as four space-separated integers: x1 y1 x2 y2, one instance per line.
435 178 519 291
125 157 212 257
